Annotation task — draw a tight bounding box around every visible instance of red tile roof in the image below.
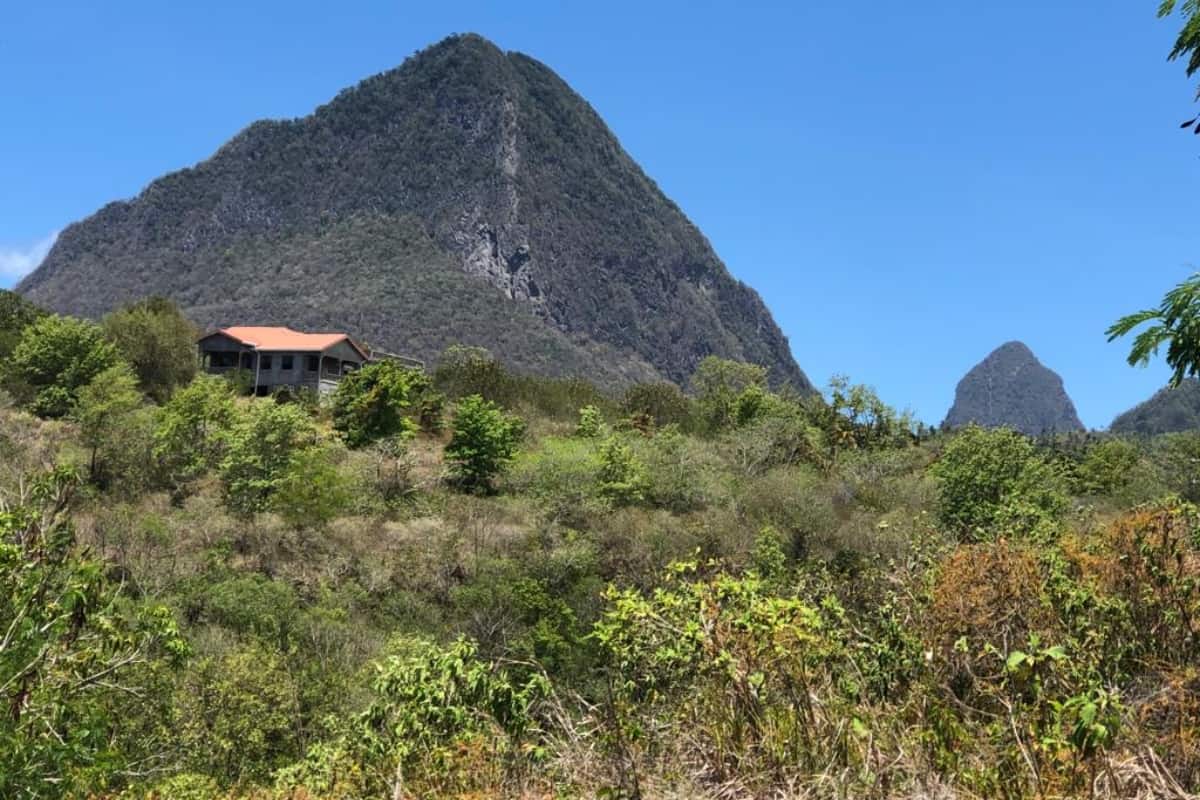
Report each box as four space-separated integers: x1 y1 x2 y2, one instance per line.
209 326 368 358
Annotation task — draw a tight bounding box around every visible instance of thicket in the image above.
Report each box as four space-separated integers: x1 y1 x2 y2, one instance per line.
2 302 1200 799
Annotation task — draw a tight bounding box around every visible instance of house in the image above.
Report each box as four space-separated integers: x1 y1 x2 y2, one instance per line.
197 326 371 396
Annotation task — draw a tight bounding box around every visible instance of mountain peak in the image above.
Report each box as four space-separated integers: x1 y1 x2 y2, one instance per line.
17 36 811 391
943 342 1083 435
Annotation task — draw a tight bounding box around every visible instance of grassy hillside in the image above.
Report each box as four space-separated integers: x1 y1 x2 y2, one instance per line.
2 300 1199 799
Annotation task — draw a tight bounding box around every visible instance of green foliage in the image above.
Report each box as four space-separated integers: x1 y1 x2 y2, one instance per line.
153 375 237 490
172 645 301 786
620 381 694 430
1075 437 1141 495
575 404 604 438
331 360 430 447
271 445 352 529
1108 272 1200 387
357 636 550 797
74 363 150 488
1161 0 1200 92
0 468 187 798
509 436 603 522
444 395 524 493
102 296 198 402
0 289 46 363
593 562 845 783
931 425 1069 540
690 355 769 432
219 401 321 514
596 436 648 507
7 314 121 418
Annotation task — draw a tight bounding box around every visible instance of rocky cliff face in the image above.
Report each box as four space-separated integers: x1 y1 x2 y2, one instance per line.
1111 379 1200 435
942 341 1084 435
18 34 811 391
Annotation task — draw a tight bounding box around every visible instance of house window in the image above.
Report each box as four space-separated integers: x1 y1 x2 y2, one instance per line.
281 355 294 370
306 355 319 372
260 354 272 370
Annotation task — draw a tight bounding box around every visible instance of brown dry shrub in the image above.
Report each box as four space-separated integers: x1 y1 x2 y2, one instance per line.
1125 666 1200 792
925 540 1056 707
1076 507 1200 664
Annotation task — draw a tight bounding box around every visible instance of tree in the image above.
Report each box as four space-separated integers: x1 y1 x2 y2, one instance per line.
73 363 146 486
153 374 237 490
7 315 121 418
331 360 429 448
1161 1 1200 100
220 402 322 514
271 445 352 529
690 356 768 433
620 382 694 430
1107 272 1200 387
596 436 647 506
444 395 524 493
101 297 198 401
0 290 46 363
0 468 187 798
930 425 1069 541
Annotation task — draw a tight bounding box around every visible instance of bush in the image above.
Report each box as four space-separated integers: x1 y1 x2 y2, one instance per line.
596 435 648 507
1074 437 1142 496
219 402 322 514
271 445 353 529
620 381 694 430
332 360 433 447
575 404 604 438
153 375 237 490
690 355 768 433
7 314 121 418
930 425 1069 540
509 436 603 522
73 363 156 492
0 289 45 363
444 395 524 493
102 296 198 402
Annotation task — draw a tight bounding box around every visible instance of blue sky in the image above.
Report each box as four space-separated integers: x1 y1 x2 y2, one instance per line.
1 0 1197 427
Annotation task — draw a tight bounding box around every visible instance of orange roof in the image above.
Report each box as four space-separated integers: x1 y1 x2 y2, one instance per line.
210 326 368 358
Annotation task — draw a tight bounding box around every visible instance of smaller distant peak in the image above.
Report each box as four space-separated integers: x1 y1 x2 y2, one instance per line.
430 32 504 55
991 340 1035 358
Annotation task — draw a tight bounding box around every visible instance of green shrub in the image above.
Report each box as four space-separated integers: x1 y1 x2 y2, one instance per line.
101 296 198 402
271 445 353 529
635 425 720 512
690 355 768 433
620 381 694 430
153 375 237 489
331 360 431 448
73 363 155 493
575 404 604 438
930 425 1069 541
509 436 602 522
596 435 648 507
445 395 524 493
7 314 121 418
1075 437 1141 496
219 401 322 514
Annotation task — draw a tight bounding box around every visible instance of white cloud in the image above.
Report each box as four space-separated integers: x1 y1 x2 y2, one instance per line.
0 231 58 281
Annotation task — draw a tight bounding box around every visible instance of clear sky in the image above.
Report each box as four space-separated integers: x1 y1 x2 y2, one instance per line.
2 1 1196 427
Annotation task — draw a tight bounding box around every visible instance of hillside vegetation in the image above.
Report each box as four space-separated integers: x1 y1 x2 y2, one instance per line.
2 293 1200 799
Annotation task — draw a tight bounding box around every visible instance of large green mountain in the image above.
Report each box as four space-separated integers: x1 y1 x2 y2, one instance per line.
18 34 810 390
